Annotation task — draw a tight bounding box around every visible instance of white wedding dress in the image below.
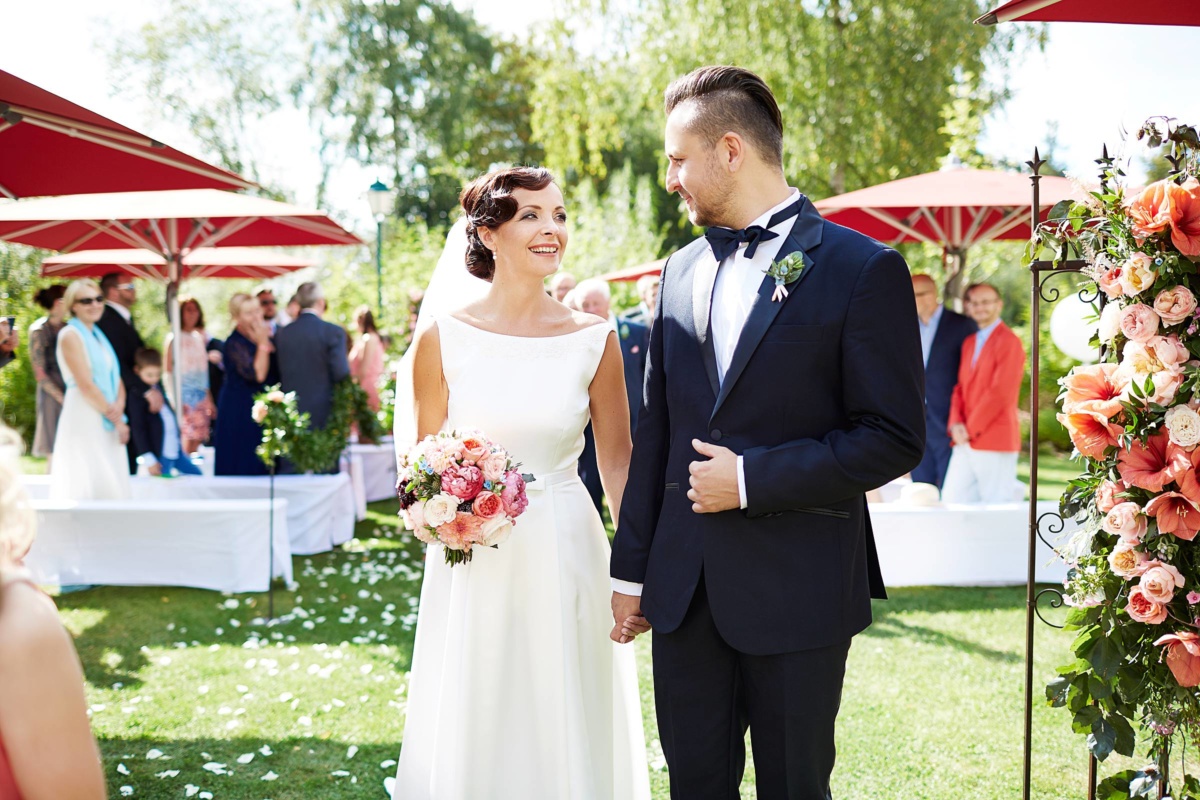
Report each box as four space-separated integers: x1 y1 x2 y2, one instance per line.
392 314 650 800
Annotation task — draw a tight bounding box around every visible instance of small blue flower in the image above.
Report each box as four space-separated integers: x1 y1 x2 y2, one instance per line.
423 463 434 474
1155 257 1165 266
484 480 493 491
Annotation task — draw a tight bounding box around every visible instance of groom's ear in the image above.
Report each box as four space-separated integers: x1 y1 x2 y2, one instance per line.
719 131 746 173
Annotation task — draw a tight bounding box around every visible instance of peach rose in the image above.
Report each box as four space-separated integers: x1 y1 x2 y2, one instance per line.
1154 631 1200 687
1148 367 1186 406
1127 586 1169 624
1127 180 1172 240
1102 501 1147 542
1139 560 1186 604
478 516 513 547
1095 480 1124 514
471 491 504 519
1108 540 1148 579
266 389 285 403
1168 178 1200 257
251 400 269 424
478 451 509 482
1097 265 1125 300
1120 303 1161 343
1098 301 1123 344
422 492 459 528
460 434 489 464
1118 252 1157 297
1154 285 1198 326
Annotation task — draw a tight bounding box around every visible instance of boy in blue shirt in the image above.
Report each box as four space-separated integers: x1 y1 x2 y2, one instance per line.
129 348 202 477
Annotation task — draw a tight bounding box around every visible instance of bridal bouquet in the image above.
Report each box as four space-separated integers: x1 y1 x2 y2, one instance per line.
397 430 532 566
1039 119 1200 797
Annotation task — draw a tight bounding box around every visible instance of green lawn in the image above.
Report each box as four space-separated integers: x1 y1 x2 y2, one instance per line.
31 448 1117 799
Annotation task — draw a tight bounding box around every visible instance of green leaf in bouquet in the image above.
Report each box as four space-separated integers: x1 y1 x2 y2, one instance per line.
1096 769 1139 800
1067 676 1092 714
1109 713 1136 758
1088 675 1113 701
1072 703 1101 734
1087 715 1117 761
1086 635 1123 681
1073 624 1102 657
1046 676 1071 707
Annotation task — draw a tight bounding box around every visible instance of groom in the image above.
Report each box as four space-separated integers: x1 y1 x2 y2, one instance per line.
611 66 925 800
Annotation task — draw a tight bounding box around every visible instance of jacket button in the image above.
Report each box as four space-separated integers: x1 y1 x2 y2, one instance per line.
710 429 723 442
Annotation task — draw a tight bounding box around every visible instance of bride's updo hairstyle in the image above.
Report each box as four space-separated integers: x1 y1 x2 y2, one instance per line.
460 166 556 282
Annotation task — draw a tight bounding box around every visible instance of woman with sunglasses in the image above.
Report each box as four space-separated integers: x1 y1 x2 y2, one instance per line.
48 278 131 501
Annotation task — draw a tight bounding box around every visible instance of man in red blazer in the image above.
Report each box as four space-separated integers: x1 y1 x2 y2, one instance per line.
943 282 1026 503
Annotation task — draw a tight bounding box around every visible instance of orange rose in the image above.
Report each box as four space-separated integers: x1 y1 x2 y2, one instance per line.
1154 631 1200 687
1127 180 1172 240
1167 178 1200 257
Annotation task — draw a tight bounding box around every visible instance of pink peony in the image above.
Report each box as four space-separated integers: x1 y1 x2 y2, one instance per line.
1095 480 1125 514
1145 470 1200 541
1057 410 1123 461
1119 430 1191 493
441 464 484 501
251 400 269 424
478 451 509 482
1102 501 1148 542
1118 252 1157 297
1139 560 1186 604
1155 285 1198 326
500 470 529 518
436 512 483 552
1168 178 1200 257
1061 363 1123 419
471 491 505 519
1119 303 1161 343
1108 540 1148 579
1150 335 1190 370
1127 586 1169 624
1127 180 1172 240
404 499 427 531
1154 631 1200 687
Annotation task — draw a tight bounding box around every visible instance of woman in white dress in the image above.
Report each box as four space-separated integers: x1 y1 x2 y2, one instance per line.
48 279 131 501
392 167 651 799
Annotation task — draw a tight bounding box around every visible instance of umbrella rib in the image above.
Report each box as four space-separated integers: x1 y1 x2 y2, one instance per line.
960 206 993 249
98 220 162 253
916 207 951 246
8 105 161 148
860 207 938 245
994 0 1060 23
0 179 16 200
271 215 361 244
966 207 1028 248
191 217 255 248
0 218 68 240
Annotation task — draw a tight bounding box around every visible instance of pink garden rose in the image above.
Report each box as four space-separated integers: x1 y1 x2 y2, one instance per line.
1139 560 1186 604
1155 285 1198 326
478 451 509 482
1119 303 1161 343
426 444 459 475
1097 265 1125 300
1148 367 1187 407
1095 480 1125 514
1102 501 1147 543
471 491 505 519
403 499 427 531
459 434 490 464
1150 335 1190 370
1154 631 1200 687
1118 252 1157 297
251 400 269 424
478 516 514 547
1127 586 1169 624
266 389 285 403
436 512 484 552
442 464 484 501
1108 540 1149 579
500 470 529 517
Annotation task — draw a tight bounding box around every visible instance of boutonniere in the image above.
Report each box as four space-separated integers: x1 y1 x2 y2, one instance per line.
764 252 805 302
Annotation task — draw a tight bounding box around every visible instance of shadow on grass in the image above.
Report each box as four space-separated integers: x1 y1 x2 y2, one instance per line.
98 736 400 800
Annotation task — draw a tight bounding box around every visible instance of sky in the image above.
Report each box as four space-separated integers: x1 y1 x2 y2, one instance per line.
2 1 1199 240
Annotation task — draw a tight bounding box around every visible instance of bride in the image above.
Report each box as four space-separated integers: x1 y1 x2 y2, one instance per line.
391 166 651 799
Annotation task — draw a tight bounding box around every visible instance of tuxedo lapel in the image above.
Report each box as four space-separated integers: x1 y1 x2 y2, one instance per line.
711 197 824 419
689 247 721 400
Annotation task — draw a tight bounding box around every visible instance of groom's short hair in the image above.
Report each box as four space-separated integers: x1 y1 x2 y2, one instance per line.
664 66 784 168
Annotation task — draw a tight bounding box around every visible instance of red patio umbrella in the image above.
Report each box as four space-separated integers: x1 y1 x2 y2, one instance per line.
599 258 668 283
976 0 1200 26
0 68 253 199
42 247 313 281
813 166 1079 299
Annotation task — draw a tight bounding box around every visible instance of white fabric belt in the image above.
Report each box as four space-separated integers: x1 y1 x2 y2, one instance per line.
523 467 580 492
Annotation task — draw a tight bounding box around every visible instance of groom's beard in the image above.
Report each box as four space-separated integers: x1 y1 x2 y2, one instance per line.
684 165 737 229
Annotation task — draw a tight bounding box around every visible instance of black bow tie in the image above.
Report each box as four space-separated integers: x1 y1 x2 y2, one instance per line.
704 198 803 262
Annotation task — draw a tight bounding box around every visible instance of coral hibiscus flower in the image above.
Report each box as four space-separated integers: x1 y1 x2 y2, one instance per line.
1118 429 1191 492
1153 631 1200 687
1168 178 1200 258
1061 363 1123 419
1058 410 1123 460
1127 180 1172 240
1145 470 1200 540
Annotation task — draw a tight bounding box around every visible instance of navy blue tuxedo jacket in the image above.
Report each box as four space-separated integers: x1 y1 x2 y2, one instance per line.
611 196 925 655
618 318 649 432
924 308 977 437
274 312 351 429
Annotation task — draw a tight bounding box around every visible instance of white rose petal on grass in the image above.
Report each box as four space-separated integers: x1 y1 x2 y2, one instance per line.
120 786 134 796
380 759 397 768
199 793 214 800
298 715 313 727
202 762 228 775
261 770 279 781
259 745 273 756
117 763 130 775
1166 404 1200 448
331 770 351 777
347 745 359 760
146 749 164 760
156 770 180 778
185 786 200 798
385 777 396 796
237 753 255 764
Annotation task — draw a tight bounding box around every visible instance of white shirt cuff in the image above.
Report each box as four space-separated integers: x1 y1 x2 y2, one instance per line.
737 455 748 510
138 452 159 467
611 579 643 597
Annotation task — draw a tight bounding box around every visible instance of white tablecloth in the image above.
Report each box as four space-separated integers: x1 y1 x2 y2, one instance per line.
869 500 1074 587
25 498 292 592
22 474 358 556
348 440 398 503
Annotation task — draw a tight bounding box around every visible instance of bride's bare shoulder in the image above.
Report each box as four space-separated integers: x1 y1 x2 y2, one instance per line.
566 310 610 334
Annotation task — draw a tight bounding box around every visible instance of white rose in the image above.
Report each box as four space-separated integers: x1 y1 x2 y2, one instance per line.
1166 404 1200 448
423 492 459 527
478 517 513 548
1119 252 1157 297
251 401 269 424
1098 301 1123 345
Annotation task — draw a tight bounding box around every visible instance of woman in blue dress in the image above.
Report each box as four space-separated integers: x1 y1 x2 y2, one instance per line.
214 293 277 476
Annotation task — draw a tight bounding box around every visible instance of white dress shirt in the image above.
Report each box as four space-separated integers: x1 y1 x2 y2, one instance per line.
612 190 801 599
105 300 133 324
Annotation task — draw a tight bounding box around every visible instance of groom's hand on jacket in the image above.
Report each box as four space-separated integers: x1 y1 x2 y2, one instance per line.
688 440 740 513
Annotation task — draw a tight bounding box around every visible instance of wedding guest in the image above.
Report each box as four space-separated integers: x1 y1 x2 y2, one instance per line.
619 274 661 327
549 271 576 302
28 285 68 470
910 274 977 489
0 318 17 369
164 296 215 454
129 348 202 477
96 272 160 474
204 332 225 438
256 286 287 333
285 293 301 324
275 282 350 432
349 305 385 412
49 279 131 501
0 423 107 800
575 278 648 514
943 282 1026 503
214 294 276 476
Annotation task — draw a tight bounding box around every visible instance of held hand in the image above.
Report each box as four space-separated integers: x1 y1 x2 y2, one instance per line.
611 592 645 644
116 423 130 445
146 387 164 414
687 440 740 514
207 350 223 366
104 403 124 424
147 462 162 477
950 423 970 446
